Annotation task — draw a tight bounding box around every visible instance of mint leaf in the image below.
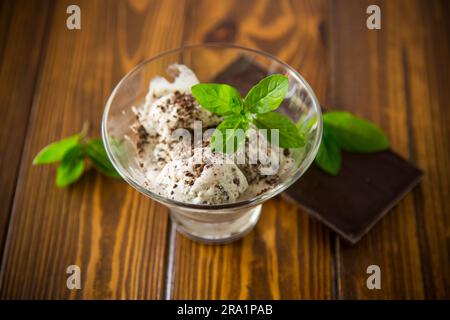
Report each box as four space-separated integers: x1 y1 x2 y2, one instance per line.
324 111 389 152
192 83 242 115
315 128 341 175
296 114 317 133
244 74 288 114
56 145 85 187
33 134 80 164
254 112 305 148
211 115 249 153
84 138 121 179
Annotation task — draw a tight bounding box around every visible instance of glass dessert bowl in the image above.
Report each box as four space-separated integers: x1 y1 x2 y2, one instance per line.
102 43 322 244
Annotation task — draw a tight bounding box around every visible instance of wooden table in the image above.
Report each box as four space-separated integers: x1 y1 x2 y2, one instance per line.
0 0 449 299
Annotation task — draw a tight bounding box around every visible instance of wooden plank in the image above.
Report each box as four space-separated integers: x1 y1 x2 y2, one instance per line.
169 0 335 299
331 0 450 298
0 0 187 299
0 0 50 259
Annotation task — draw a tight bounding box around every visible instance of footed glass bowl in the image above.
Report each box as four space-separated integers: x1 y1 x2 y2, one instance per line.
102 43 322 244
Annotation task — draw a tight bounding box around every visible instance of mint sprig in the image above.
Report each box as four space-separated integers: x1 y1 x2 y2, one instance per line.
192 74 305 152
33 124 120 187
315 111 389 175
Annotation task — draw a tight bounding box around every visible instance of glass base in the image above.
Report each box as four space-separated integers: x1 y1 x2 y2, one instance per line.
169 204 262 244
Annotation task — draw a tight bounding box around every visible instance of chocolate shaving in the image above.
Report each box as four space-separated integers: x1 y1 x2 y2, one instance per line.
256 187 271 196
215 184 229 200
264 176 279 186
137 125 149 140
185 180 194 186
136 125 150 153
193 163 206 177
136 140 149 153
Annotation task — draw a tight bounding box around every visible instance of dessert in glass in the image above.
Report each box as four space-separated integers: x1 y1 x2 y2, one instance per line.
102 44 322 243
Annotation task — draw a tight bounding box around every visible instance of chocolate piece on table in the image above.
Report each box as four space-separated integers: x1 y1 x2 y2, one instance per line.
213 56 424 243
281 151 423 243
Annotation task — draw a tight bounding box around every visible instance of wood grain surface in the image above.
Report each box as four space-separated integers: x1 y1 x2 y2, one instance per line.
0 0 449 299
0 0 186 299
331 0 450 299
0 0 51 259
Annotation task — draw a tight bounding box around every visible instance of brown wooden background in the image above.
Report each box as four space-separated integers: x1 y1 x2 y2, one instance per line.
0 0 449 299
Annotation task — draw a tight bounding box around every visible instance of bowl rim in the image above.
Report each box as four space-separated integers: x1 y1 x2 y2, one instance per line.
102 42 323 210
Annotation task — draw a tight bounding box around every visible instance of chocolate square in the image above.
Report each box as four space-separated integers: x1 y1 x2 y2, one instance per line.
281 151 423 243
214 56 424 243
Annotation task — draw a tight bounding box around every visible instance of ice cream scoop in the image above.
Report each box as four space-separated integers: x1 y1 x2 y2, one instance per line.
139 91 220 139
145 64 200 101
132 64 295 205
155 147 248 204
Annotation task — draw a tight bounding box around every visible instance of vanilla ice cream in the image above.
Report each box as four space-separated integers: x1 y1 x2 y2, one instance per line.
156 147 248 204
131 64 295 205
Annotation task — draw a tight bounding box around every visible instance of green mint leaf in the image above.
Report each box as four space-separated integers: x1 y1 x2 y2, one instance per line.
84 138 121 179
324 111 389 152
192 83 242 116
244 74 288 114
296 114 317 132
33 134 80 164
56 145 85 187
254 112 305 148
211 115 249 153
315 130 341 175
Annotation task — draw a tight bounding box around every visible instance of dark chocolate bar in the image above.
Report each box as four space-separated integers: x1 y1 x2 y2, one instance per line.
281 151 423 243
